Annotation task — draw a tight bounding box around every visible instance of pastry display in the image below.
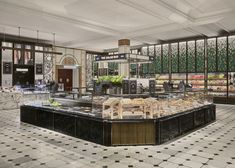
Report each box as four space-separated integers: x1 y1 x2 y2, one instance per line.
100 93 212 119
102 98 120 119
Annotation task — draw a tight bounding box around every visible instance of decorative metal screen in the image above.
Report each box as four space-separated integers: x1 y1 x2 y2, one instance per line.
141 46 148 74
228 36 235 72
130 64 137 76
141 46 148 55
187 41 196 73
155 45 162 74
148 46 155 73
179 42 187 73
171 43 178 73
196 40 205 73
217 37 227 72
86 53 93 86
207 38 216 72
142 64 148 74
43 47 53 82
148 46 154 56
162 44 169 73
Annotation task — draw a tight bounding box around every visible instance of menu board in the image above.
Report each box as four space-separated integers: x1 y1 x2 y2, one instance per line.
122 80 129 94
149 80 156 95
129 80 137 94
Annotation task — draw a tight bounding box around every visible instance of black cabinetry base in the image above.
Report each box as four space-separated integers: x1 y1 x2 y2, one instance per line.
20 104 216 146
213 96 235 105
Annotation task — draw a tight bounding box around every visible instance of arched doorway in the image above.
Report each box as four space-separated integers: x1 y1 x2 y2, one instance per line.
56 56 79 91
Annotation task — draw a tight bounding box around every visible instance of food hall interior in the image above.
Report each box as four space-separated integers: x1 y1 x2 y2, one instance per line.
0 0 235 168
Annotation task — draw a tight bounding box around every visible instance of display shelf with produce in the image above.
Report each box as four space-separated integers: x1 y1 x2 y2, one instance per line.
188 74 205 89
171 74 186 86
207 73 227 97
155 74 168 91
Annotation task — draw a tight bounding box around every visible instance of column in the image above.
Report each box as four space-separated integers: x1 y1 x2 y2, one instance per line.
118 39 130 77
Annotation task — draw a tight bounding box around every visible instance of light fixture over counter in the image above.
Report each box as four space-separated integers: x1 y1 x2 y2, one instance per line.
0 46 63 55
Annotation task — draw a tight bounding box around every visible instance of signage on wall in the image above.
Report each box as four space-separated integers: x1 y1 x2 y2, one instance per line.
122 80 129 94
129 80 137 94
95 53 154 63
95 54 126 61
149 80 156 95
3 62 12 74
16 68 28 72
36 64 43 74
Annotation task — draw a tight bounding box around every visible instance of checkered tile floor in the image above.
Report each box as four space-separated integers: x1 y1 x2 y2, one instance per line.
0 104 235 168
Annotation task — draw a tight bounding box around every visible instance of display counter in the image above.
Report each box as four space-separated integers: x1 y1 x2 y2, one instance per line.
20 94 216 146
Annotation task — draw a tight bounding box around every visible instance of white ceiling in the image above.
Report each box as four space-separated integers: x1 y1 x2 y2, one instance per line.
0 0 235 51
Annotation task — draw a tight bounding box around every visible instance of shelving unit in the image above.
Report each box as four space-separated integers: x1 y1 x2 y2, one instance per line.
207 73 227 97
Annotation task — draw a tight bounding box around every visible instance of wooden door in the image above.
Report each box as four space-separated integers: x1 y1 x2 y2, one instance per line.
58 69 73 91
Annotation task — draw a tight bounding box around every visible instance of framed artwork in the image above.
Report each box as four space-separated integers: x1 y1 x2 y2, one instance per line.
24 51 33 65
36 64 43 74
58 83 64 91
3 62 12 74
14 50 23 65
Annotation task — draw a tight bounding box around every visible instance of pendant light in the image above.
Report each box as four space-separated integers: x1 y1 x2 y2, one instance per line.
51 33 56 77
3 27 6 50
36 30 39 48
0 27 62 55
18 26 21 40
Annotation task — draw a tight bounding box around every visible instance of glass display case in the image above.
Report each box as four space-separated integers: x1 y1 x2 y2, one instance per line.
23 91 212 120
20 91 215 146
98 92 212 120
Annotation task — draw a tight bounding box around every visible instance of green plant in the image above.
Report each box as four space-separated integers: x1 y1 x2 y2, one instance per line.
48 98 61 107
96 75 124 86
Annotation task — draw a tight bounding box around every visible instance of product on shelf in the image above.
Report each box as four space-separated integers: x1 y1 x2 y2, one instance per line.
101 93 212 119
102 98 120 119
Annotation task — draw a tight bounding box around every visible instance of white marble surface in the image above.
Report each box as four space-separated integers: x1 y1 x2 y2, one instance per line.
0 92 49 110
0 104 234 168
0 92 22 110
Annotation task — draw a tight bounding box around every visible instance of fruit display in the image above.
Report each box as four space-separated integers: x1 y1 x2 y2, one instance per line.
188 74 205 89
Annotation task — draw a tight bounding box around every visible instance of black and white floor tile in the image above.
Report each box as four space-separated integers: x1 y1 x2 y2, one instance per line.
0 104 235 168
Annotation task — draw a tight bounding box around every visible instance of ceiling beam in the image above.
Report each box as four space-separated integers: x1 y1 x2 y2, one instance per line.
184 27 206 36
0 1 122 36
179 0 204 13
115 0 168 21
124 9 235 38
215 22 230 33
151 0 195 22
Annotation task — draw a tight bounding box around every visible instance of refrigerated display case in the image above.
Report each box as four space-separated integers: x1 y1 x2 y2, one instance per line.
20 91 215 146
